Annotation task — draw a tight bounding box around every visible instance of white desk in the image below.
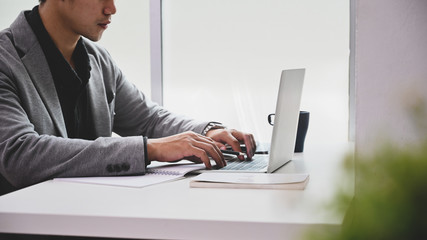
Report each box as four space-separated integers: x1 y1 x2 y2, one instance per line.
0 142 354 240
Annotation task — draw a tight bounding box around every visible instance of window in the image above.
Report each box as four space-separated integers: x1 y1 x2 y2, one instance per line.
161 0 350 146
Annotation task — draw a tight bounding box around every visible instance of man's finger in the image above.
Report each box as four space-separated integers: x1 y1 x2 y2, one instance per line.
186 146 212 169
192 141 225 167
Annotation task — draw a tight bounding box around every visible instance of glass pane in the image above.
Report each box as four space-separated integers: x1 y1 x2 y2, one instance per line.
162 0 349 147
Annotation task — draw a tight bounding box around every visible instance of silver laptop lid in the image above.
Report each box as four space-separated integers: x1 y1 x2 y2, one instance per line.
267 69 305 173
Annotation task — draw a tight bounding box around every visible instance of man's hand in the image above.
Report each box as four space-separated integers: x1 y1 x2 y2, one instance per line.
206 129 256 160
146 131 226 169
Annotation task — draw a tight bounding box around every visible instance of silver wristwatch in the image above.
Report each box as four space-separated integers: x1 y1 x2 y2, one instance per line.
202 122 226 136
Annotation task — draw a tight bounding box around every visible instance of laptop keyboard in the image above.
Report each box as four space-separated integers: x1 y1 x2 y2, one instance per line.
220 155 269 171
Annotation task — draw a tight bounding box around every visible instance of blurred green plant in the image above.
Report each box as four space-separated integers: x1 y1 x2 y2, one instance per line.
306 109 427 239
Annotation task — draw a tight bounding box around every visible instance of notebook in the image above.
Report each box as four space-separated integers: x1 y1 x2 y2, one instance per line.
215 68 305 173
190 172 310 190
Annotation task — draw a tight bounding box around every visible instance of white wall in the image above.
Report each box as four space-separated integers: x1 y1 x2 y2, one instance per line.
355 0 427 154
162 0 350 147
0 0 151 98
0 0 35 29
99 0 151 97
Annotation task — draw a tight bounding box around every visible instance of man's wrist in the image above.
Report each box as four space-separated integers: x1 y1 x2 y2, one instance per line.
143 136 151 167
202 122 226 136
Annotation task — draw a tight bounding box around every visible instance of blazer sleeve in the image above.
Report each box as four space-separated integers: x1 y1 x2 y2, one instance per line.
0 70 149 190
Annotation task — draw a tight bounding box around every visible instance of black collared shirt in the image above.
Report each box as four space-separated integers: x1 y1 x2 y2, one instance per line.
25 6 95 139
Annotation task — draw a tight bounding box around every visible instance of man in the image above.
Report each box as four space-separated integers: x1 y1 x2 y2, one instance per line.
0 0 256 195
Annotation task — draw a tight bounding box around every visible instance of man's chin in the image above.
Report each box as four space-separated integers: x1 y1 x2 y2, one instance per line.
84 33 104 42
87 37 102 42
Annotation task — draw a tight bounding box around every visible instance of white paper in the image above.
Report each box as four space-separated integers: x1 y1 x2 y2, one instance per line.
54 174 180 188
54 162 206 188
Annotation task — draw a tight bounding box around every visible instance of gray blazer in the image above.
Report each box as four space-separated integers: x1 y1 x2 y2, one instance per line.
0 12 208 191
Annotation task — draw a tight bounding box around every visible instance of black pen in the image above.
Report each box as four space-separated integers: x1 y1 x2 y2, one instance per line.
255 151 269 155
220 149 245 157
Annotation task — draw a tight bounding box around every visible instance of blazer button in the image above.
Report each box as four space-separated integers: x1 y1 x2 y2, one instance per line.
113 164 122 172
106 164 114 173
121 163 130 171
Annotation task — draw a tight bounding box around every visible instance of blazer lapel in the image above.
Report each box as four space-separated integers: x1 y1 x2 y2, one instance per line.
12 12 68 137
21 47 68 138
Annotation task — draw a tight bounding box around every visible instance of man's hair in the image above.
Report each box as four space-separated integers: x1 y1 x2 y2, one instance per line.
39 0 46 3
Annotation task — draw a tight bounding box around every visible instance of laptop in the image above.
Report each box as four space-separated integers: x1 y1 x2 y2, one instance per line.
216 68 305 173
